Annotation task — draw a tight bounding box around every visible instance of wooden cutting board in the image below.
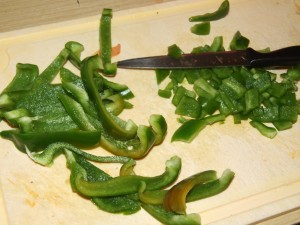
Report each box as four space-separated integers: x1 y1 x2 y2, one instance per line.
1 0 300 224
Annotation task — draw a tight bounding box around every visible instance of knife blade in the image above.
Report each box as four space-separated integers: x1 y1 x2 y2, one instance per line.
117 46 300 69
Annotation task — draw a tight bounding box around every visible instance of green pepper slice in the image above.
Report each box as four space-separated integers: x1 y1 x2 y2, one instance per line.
189 0 230 22
80 55 137 140
74 156 181 197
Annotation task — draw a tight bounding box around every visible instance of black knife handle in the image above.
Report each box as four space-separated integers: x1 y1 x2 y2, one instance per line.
248 46 300 68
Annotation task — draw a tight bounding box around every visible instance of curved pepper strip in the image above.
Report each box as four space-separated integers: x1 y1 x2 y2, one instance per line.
163 170 217 214
189 0 229 22
0 129 101 152
58 93 96 131
138 169 234 208
186 169 235 202
74 156 181 197
100 8 117 76
65 150 141 215
98 114 167 159
142 204 201 225
172 114 225 143
80 55 137 140
64 41 84 69
60 67 98 118
120 158 136 176
26 142 130 166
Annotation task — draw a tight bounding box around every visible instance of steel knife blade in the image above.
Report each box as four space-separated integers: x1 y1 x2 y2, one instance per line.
117 46 300 69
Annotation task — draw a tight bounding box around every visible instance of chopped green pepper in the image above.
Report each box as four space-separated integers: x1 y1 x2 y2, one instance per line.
189 0 230 22
229 31 250 50
80 55 137 140
100 8 117 75
142 204 201 225
74 156 181 197
190 22 211 35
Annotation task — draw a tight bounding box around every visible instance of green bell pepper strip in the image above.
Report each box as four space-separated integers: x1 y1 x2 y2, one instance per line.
172 114 225 143
60 67 98 118
163 170 217 215
148 114 168 145
190 22 211 35
120 158 136 176
138 169 234 208
102 94 126 116
58 93 96 131
0 129 101 152
74 156 181 197
142 204 201 225
100 8 117 76
65 150 141 215
80 55 137 140
97 115 166 159
189 0 230 22
35 48 70 85
26 142 130 166
186 169 235 202
138 181 167 205
64 41 84 69
92 195 141 215
249 121 277 139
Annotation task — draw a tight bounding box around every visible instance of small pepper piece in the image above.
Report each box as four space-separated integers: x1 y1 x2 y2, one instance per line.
168 44 183 59
249 121 277 138
26 142 130 166
172 114 225 143
190 22 211 35
163 170 217 214
142 204 201 225
189 0 230 22
80 55 137 140
100 8 117 76
229 31 250 50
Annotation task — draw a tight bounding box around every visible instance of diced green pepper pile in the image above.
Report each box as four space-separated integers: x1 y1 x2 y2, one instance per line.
0 7 235 225
157 2 300 143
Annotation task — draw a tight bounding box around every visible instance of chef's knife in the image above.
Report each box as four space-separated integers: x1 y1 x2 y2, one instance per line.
117 46 300 69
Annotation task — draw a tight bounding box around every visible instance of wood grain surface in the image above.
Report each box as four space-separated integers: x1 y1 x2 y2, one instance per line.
0 0 174 32
0 0 300 225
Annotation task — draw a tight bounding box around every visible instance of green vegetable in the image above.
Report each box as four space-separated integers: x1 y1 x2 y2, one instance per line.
74 156 181 197
190 22 211 35
142 204 201 225
163 170 217 214
157 31 300 142
189 0 230 22
0 8 237 224
100 8 117 75
229 31 250 50
168 44 183 59
249 121 277 138
172 114 226 142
